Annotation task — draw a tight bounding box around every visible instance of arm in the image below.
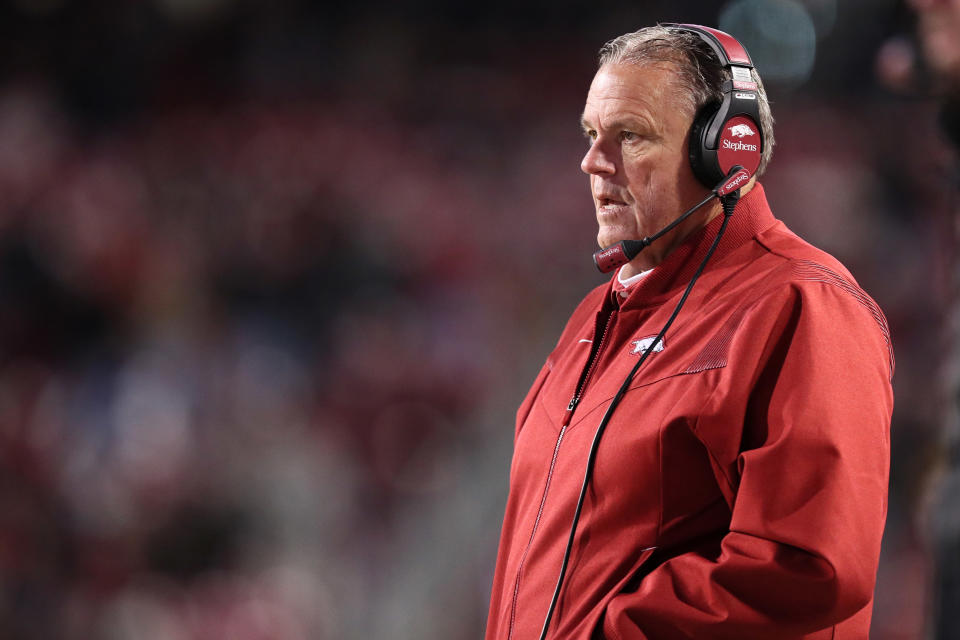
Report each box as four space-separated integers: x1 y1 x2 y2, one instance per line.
602 281 894 640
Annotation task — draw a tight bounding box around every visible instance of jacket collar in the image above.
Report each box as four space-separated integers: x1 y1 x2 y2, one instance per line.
609 183 777 310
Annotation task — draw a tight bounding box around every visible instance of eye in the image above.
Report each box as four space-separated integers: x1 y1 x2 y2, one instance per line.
620 130 639 142
583 129 597 144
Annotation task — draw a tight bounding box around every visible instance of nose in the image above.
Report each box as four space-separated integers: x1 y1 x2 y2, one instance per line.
581 139 616 175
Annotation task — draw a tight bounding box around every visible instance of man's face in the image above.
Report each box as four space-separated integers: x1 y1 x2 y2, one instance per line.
581 62 713 272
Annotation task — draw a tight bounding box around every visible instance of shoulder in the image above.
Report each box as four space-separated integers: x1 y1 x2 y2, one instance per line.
543 281 609 368
753 220 883 320
568 280 609 324
734 220 894 379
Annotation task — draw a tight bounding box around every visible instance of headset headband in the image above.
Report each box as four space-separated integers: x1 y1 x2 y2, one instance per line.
662 23 759 93
663 23 753 67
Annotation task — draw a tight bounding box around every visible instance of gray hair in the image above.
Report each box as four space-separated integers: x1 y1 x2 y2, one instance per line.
598 25 775 177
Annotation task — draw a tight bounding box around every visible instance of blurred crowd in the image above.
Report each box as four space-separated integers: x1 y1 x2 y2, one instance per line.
0 0 954 638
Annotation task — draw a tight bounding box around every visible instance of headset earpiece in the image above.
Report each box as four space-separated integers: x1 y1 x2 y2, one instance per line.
688 101 722 187
666 23 765 189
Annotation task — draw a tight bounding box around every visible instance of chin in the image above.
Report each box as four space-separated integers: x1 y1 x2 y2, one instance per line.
597 229 632 250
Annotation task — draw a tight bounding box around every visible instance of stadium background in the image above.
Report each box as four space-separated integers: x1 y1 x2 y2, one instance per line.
0 0 950 638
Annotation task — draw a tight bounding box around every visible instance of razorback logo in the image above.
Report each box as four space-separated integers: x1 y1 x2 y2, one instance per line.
630 336 664 356
728 124 755 138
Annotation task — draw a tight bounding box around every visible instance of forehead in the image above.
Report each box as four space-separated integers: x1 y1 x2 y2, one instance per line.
582 62 692 129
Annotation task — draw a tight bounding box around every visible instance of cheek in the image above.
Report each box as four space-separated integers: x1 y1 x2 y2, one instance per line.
623 144 681 183
623 159 664 204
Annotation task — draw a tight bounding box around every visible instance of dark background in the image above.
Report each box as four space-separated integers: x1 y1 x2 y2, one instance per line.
0 0 948 638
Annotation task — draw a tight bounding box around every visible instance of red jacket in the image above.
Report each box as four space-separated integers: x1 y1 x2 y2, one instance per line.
485 185 894 640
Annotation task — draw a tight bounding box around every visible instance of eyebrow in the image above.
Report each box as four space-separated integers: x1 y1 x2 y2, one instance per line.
580 114 659 136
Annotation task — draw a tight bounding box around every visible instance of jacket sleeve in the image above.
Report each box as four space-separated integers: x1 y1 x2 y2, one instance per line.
601 280 894 640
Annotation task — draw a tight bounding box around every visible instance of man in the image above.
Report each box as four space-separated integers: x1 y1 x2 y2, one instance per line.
485 25 894 639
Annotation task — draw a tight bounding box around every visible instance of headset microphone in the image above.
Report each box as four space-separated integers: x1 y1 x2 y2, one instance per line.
592 165 750 273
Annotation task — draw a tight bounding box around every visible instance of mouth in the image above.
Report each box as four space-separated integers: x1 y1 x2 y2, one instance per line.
597 195 629 214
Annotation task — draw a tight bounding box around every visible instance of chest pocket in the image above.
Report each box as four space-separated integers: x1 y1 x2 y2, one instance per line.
608 299 750 397
572 303 752 428
536 300 752 433
635 302 751 383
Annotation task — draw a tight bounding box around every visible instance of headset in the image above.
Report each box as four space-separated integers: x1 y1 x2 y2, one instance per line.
678 23 765 189
547 25 766 639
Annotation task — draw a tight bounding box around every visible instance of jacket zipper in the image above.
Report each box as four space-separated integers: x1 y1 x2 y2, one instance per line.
506 309 616 640
506 422 568 640
563 309 617 427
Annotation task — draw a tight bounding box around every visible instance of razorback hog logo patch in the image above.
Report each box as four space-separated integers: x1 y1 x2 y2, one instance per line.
728 124 755 138
630 336 664 356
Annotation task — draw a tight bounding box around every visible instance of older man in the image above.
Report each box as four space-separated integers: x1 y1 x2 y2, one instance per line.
485 25 894 640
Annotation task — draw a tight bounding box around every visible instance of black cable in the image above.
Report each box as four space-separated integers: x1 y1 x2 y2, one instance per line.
629 191 718 254
599 191 718 271
537 190 741 640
